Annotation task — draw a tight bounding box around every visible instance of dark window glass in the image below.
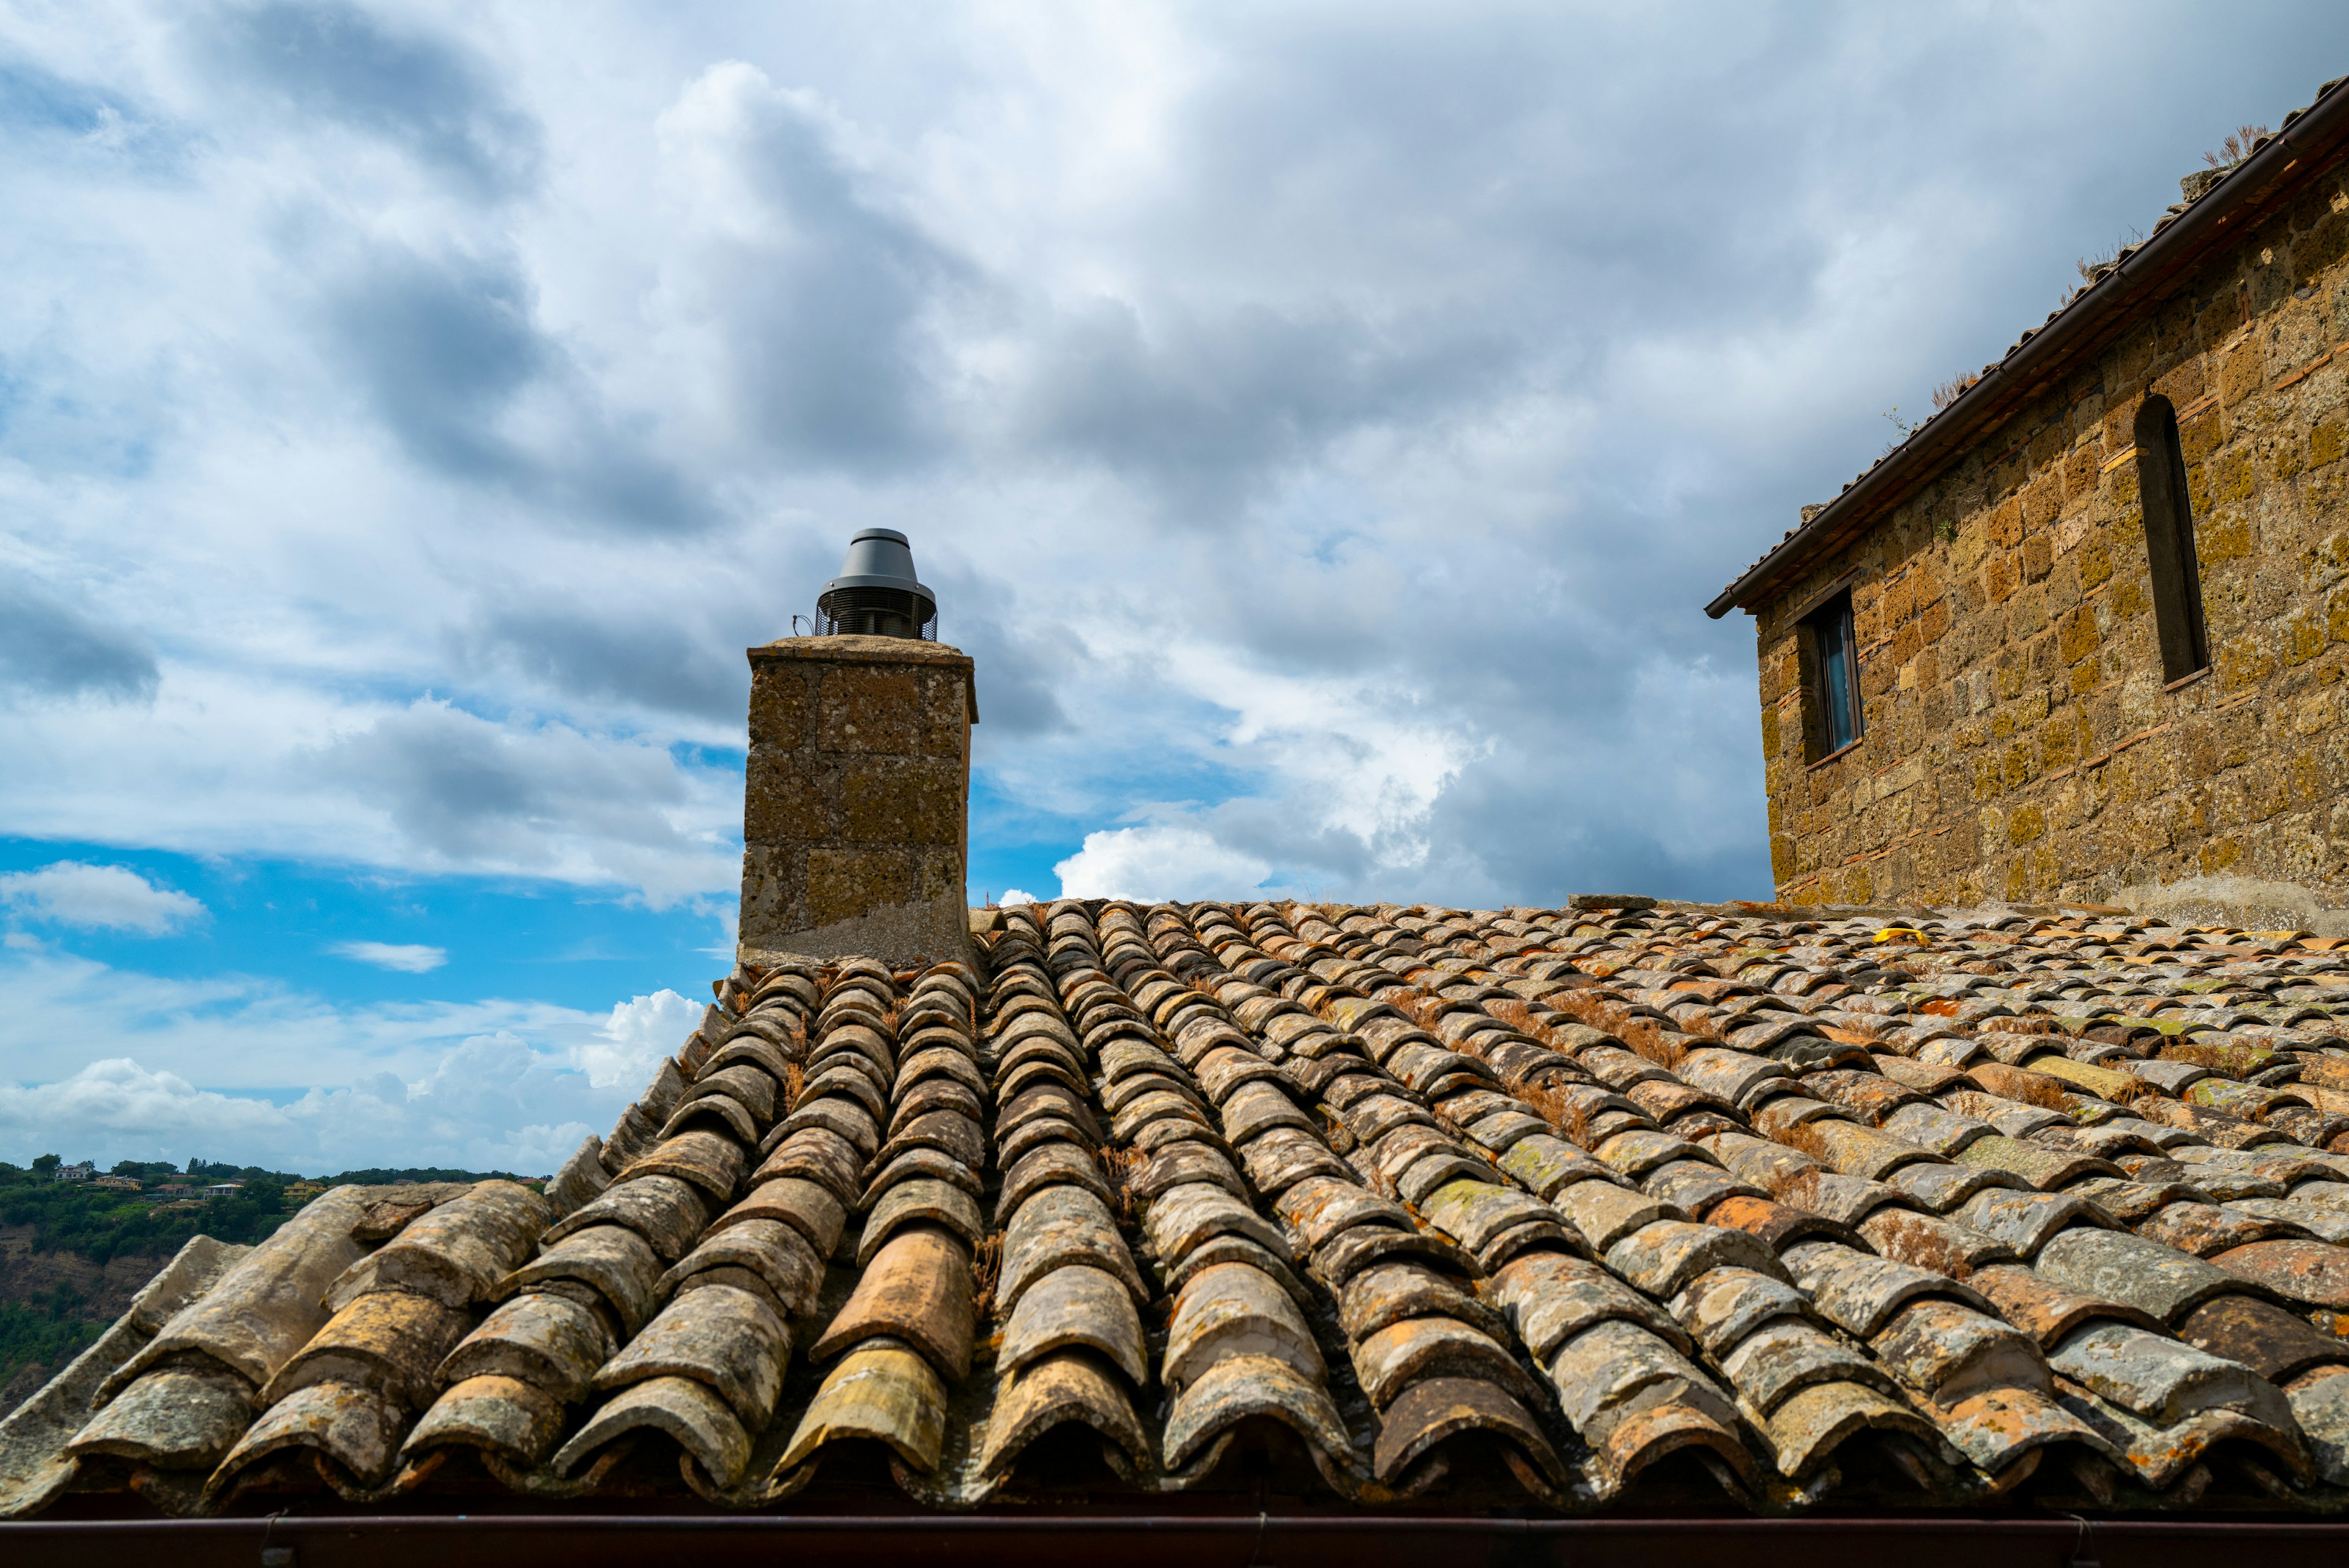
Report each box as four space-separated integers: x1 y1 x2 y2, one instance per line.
2132 395 2210 683
1804 591 1863 757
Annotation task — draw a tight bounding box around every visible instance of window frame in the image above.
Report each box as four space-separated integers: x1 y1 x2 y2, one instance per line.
1798 588 1865 763
2132 394 2211 686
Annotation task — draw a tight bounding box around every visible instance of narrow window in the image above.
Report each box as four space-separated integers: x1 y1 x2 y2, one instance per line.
2133 395 2210 683
1802 590 1863 759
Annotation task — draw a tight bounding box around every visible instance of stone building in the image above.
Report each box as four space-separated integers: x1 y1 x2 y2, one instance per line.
1711 78 2349 932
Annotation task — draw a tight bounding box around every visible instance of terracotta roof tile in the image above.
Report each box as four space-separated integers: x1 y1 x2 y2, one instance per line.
16 898 2349 1517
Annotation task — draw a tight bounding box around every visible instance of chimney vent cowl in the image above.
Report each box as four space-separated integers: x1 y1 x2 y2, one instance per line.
816 528 937 639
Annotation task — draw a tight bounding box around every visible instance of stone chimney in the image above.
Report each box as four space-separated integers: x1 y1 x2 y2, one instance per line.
737 634 977 966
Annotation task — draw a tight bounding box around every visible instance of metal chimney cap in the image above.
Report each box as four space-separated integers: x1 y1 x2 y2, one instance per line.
822 529 932 597
817 528 937 638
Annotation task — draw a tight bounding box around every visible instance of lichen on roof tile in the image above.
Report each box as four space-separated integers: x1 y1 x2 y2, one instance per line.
16 896 2349 1516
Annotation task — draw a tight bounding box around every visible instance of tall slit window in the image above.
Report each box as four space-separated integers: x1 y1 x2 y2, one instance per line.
1803 590 1863 759
2132 395 2210 683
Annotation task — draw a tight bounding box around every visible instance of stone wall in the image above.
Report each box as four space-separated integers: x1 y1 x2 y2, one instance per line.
1753 148 2349 933
738 634 975 965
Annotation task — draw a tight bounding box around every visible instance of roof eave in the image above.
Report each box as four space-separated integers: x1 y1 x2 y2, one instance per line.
1705 78 2349 620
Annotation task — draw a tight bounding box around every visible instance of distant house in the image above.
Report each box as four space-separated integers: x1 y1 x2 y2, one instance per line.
202 1182 243 1198
51 1162 94 1183
91 1175 141 1192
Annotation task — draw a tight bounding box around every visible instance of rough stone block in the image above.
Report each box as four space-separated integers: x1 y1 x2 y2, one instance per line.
918 669 974 757
1985 553 2019 603
819 667 922 755
740 844 806 938
808 847 913 926
748 668 812 752
743 751 827 844
842 759 964 846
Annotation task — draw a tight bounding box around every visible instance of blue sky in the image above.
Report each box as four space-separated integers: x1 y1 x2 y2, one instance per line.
0 839 718 1013
2 1 2342 1171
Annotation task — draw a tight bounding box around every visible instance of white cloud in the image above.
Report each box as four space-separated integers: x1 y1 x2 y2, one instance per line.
0 1060 289 1163
332 940 448 973
577 987 702 1089
1055 823 1278 902
1 674 742 909
0 1044 609 1177
0 983 705 1175
0 861 205 934
0 5 2334 926
998 888 1036 905
0 945 677 1172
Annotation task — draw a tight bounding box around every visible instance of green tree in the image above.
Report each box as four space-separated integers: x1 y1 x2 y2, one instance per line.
0 1286 106 1397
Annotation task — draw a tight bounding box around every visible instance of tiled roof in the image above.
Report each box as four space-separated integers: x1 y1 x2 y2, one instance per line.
12 897 2349 1520
1707 76 2349 619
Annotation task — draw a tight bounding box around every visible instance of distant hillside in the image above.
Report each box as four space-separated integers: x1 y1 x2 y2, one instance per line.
0 1161 528 1418
0 1233 165 1416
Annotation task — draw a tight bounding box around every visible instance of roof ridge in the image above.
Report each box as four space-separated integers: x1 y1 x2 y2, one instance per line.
1709 75 2349 619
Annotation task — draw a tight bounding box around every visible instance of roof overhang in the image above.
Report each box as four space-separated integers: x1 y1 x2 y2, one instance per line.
9 1510 2349 1568
1706 77 2349 620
